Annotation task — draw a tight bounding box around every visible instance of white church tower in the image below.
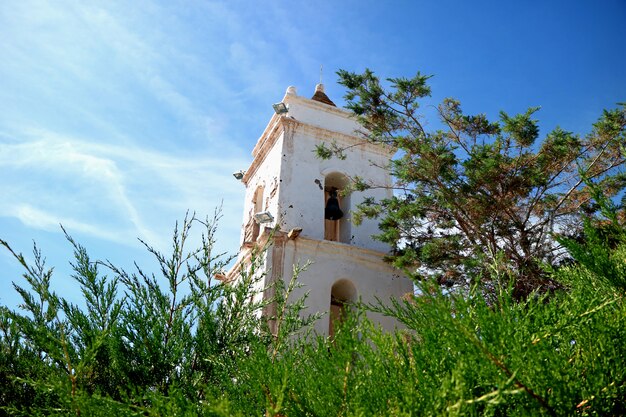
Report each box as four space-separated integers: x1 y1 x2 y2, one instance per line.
226 84 412 336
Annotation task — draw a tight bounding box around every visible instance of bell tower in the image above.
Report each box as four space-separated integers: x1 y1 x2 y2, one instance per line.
226 84 412 335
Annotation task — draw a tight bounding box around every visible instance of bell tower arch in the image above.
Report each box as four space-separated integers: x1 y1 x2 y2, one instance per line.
226 83 412 336
323 171 350 243
329 279 357 336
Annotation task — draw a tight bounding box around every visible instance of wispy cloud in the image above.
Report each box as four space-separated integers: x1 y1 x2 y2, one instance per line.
0 127 248 250
0 0 328 262
10 204 129 244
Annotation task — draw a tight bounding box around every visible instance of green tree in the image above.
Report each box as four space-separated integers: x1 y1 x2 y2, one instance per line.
318 69 626 298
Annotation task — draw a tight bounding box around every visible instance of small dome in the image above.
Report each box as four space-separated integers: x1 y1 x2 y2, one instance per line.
311 83 336 107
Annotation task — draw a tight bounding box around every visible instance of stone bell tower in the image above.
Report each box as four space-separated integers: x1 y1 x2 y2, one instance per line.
226 84 412 336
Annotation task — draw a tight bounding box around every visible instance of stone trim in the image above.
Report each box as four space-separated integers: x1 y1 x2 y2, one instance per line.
287 235 398 275
286 94 349 118
243 116 394 185
294 122 395 158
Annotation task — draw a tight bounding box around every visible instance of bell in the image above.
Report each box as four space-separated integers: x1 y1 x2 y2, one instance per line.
325 191 344 220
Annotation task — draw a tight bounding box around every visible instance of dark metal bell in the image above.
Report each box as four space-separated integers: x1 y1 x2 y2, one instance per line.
325 191 344 220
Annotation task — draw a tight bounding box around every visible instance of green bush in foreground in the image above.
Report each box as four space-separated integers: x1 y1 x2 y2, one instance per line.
0 211 313 416
1 206 625 416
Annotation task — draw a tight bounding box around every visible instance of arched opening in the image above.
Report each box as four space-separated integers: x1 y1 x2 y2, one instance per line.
329 279 357 337
324 172 351 243
251 185 264 242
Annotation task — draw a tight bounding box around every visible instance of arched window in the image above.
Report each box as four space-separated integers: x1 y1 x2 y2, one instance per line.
324 172 351 243
250 185 264 242
329 279 357 337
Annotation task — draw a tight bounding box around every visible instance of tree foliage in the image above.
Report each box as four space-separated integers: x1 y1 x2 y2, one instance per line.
0 210 315 416
318 69 626 297
1 202 626 415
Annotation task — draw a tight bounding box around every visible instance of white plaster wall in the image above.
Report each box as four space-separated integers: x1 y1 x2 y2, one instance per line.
238 132 285 245
240 87 394 253
283 95 362 137
232 86 410 336
275 126 325 241
276 238 413 335
227 249 270 312
276 114 393 253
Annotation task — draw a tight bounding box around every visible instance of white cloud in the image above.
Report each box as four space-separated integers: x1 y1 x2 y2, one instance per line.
10 204 129 244
0 0 328 260
0 127 248 250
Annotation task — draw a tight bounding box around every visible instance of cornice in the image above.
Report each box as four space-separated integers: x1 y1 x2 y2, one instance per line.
242 115 395 185
224 228 403 282
294 122 395 158
288 236 399 274
287 94 352 118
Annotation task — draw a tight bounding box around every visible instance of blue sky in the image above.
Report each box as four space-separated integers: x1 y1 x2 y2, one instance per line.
1 0 625 309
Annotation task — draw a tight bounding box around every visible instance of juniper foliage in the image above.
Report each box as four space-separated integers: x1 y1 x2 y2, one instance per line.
1 206 626 415
0 210 313 416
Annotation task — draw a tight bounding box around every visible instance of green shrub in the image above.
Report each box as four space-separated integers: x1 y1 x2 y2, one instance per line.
2 206 625 416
